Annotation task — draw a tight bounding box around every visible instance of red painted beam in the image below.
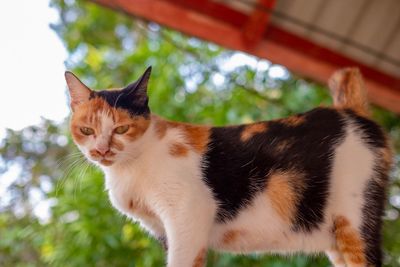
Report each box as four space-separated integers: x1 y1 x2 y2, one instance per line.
166 0 245 28
242 0 276 47
92 0 400 113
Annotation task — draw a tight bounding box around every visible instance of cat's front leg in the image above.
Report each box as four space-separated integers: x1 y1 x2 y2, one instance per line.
164 211 213 267
160 193 216 267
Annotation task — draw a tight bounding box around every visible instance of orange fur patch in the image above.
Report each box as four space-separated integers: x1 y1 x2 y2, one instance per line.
192 248 206 267
151 116 210 154
181 124 210 154
169 142 189 157
128 199 135 209
222 229 243 245
282 115 305 127
267 171 303 223
162 120 210 154
241 123 267 142
153 115 168 139
334 216 366 266
328 68 370 117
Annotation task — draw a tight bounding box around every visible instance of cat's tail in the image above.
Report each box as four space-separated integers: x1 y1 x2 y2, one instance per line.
328 67 370 117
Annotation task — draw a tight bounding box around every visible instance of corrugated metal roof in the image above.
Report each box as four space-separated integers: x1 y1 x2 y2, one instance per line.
218 0 400 78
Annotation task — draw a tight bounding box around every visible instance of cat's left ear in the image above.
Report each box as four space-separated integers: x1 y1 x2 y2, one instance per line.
64 71 93 111
124 66 152 107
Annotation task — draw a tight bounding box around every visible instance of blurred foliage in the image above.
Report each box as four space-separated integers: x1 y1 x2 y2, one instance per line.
1 0 400 266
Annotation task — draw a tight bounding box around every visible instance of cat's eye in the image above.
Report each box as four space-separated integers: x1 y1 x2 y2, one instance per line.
114 125 129 134
80 127 94 136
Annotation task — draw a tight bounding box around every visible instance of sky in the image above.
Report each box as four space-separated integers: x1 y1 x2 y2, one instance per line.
0 0 69 136
0 0 69 222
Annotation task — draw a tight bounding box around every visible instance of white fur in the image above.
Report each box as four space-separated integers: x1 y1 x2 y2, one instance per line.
76 114 376 267
328 123 374 230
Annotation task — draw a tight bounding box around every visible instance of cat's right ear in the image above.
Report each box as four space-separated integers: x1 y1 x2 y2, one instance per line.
65 71 92 111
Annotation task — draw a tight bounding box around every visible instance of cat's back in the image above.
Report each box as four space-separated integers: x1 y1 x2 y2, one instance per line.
202 107 389 227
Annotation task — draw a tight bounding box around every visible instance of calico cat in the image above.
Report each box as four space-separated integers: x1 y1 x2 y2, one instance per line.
65 67 392 267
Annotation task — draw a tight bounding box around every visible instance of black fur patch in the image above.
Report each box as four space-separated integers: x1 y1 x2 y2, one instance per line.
345 109 386 149
361 178 385 266
95 88 150 117
95 67 151 117
202 107 346 232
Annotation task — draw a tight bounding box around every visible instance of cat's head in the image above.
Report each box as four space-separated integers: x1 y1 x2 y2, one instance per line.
65 67 152 167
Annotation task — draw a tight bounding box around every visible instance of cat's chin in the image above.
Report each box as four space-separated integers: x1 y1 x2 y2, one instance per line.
87 157 115 167
100 159 114 166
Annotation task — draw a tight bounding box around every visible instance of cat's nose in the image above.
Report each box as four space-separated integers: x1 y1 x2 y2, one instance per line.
96 147 110 156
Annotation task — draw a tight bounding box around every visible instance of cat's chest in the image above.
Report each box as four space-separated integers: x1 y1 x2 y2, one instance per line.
104 167 155 219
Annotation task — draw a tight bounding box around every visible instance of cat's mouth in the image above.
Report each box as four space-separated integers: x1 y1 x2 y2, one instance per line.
89 150 116 166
